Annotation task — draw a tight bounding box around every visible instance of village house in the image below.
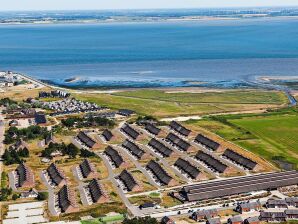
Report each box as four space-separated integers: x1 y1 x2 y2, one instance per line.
243 217 260 224
78 159 98 179
286 197 298 207
235 201 262 213
227 216 243 224
191 209 218 221
117 170 143 192
57 185 79 214
285 209 298 220
259 211 287 222
161 216 176 224
266 199 288 209
76 131 100 150
14 163 35 188
206 217 221 224
85 179 109 204
20 188 39 198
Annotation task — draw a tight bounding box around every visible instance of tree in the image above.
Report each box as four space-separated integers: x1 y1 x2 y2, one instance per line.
2 149 23 165
19 147 29 157
64 143 79 158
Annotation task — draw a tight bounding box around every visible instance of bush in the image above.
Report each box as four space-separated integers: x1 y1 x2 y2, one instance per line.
123 217 158 224
37 192 48 201
12 193 19 200
80 149 96 158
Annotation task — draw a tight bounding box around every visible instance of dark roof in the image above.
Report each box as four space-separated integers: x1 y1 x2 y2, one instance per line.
88 179 107 203
146 160 173 185
228 216 243 223
238 201 261 210
161 216 174 224
79 159 96 178
121 123 140 140
145 123 161 136
195 151 228 173
244 217 259 224
267 199 287 206
46 163 65 186
286 197 298 203
195 134 220 151
14 139 26 150
140 202 155 209
148 138 173 157
169 121 191 136
285 209 298 215
122 139 145 159
45 133 54 145
57 185 78 212
77 131 96 148
174 158 201 179
259 211 286 219
181 170 298 202
223 149 257 170
194 209 218 218
104 146 124 168
166 133 191 151
207 217 221 224
34 113 47 124
118 170 138 191
118 109 135 116
102 129 113 141
16 163 33 187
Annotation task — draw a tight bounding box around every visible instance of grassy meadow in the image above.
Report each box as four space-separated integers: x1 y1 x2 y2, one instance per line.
74 89 288 118
185 107 298 169
112 89 287 104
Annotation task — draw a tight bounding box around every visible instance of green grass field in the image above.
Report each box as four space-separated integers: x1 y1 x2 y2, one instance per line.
112 89 287 104
230 114 298 168
74 89 287 118
186 107 298 169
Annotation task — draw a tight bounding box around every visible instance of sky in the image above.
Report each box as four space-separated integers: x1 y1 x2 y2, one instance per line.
1 0 298 11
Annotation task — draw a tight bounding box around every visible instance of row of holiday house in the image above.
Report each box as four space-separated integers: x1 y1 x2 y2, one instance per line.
190 200 298 224
11 160 109 214
74 121 263 186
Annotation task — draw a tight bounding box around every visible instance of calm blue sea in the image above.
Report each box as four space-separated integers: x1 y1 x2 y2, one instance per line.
0 18 298 88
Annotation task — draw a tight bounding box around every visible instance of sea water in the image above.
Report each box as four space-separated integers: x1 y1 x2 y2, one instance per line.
0 17 298 88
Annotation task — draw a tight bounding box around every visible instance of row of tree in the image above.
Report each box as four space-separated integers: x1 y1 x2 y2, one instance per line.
4 126 50 144
2 148 30 165
41 142 95 159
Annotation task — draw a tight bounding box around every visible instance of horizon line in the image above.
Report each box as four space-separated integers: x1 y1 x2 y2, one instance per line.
0 5 298 12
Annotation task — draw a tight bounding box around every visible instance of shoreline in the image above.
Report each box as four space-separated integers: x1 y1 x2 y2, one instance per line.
6 71 297 106
1 15 298 26
12 71 297 92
